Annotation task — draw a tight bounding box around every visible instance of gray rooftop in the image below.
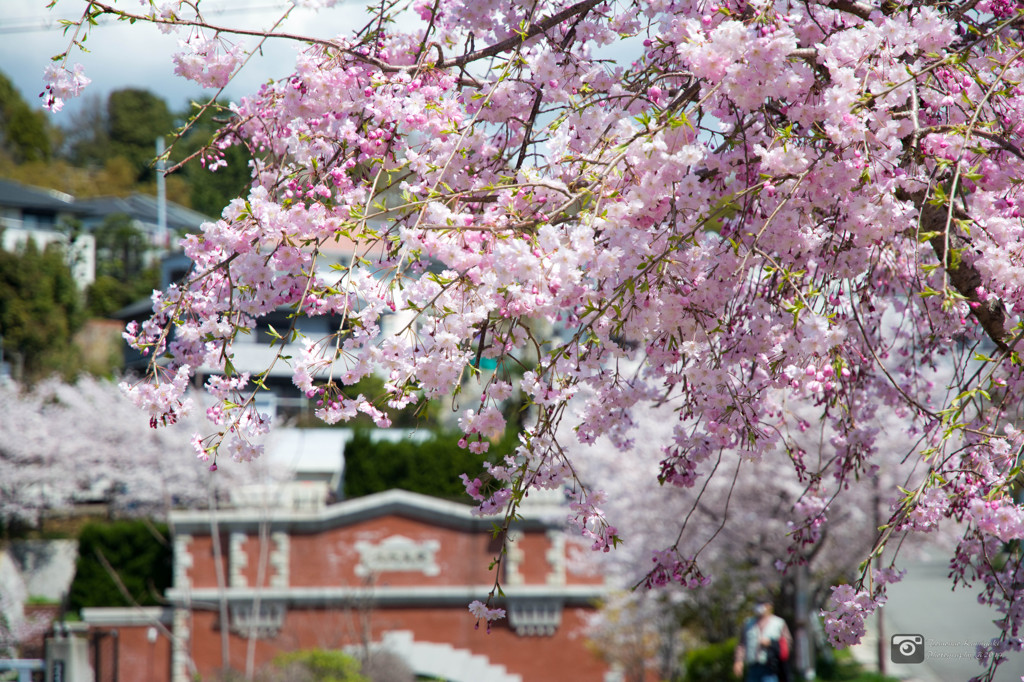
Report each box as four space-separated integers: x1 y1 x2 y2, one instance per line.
0 179 213 232
76 193 212 231
0 178 75 212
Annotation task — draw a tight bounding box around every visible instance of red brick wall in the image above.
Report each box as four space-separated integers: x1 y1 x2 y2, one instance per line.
182 516 603 590
286 516 504 587
113 625 173 682
514 531 553 584
86 624 173 682
186 605 606 681
185 534 225 589
241 535 272 588
171 508 609 680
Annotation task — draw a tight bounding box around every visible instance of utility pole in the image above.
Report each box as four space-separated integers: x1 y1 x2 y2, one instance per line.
874 476 887 676
156 137 168 251
794 561 815 679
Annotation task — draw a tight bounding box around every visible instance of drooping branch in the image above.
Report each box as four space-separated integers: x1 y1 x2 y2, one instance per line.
824 0 874 20
902 189 1010 351
442 0 603 69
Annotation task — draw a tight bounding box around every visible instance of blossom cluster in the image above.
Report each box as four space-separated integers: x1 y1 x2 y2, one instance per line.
822 584 884 648
172 36 243 89
51 0 1024 670
468 600 506 632
41 63 90 112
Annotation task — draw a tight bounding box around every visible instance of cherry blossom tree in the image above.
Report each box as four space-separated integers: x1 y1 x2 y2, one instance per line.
570 366 961 678
0 376 272 528
45 1 1024 677
0 565 50 659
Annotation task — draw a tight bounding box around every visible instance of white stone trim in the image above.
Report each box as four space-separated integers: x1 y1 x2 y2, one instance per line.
173 534 193 590
355 535 440 577
545 530 566 586
171 606 190 682
504 531 525 586
229 532 248 587
80 607 172 627
270 532 290 587
167 583 605 606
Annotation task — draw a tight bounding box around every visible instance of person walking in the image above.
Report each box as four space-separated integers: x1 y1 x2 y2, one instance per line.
733 601 792 682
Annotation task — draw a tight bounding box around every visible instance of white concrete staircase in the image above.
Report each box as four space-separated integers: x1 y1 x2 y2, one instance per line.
355 630 523 682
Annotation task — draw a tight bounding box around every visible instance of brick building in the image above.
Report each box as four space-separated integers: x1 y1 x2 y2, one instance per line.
81 489 612 681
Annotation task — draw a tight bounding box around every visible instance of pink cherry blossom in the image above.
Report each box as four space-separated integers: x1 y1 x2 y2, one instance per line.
48 2 1024 670
41 63 90 112
172 36 243 89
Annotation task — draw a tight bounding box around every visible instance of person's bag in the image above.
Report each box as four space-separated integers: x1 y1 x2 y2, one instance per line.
766 640 782 672
779 635 790 662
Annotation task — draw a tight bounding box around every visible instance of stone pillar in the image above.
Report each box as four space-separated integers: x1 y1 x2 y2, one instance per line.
45 633 92 682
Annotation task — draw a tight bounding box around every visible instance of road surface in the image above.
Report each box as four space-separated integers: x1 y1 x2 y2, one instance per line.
851 552 1024 682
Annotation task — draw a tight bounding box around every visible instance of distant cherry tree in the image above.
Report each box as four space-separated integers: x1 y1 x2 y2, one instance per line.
572 374 961 678
0 376 270 528
0 568 50 659
45 1 1024 676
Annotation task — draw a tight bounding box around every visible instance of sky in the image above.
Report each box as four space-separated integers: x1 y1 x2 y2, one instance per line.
0 0 643 141
0 0 368 119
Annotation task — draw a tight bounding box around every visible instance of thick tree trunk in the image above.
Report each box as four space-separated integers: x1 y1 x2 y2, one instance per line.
900 189 1009 351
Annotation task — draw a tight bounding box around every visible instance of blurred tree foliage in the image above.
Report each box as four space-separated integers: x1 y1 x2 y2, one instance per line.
683 638 739 682
62 95 109 169
85 213 160 316
68 520 172 612
0 89 176 201
67 89 174 183
267 650 369 682
109 89 175 182
64 91 254 215
0 240 84 381
1 75 250 215
0 72 53 163
170 99 253 217
94 213 150 280
340 366 526 502
343 425 520 502
0 155 151 200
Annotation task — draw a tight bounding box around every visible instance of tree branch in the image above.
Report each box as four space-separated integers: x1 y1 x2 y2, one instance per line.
824 0 874 20
900 189 1009 351
442 0 603 69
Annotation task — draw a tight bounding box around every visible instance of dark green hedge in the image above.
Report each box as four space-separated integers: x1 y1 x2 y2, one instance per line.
343 429 511 501
684 637 739 682
68 520 171 612
271 649 368 682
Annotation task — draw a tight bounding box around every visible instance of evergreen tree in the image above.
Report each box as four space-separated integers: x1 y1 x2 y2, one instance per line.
107 89 175 182
343 428 517 501
172 100 253 217
68 520 172 611
62 88 174 182
0 240 84 381
0 72 53 163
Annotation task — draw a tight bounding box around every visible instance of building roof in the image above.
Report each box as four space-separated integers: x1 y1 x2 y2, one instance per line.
170 487 566 534
0 179 212 232
76 193 212 232
0 178 75 212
